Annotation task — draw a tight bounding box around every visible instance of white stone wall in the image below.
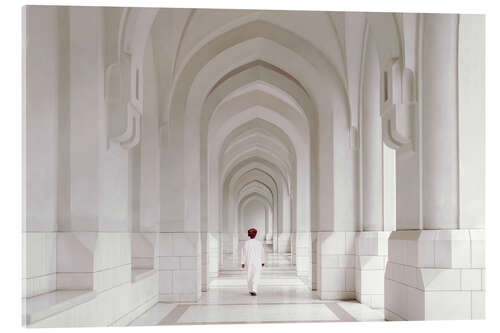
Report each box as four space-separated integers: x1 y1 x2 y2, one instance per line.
22 232 57 298
24 232 159 327
131 232 156 270
31 273 158 327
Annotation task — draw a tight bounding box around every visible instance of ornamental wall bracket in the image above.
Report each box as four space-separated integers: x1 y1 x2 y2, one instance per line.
111 102 142 149
380 58 416 154
105 59 143 150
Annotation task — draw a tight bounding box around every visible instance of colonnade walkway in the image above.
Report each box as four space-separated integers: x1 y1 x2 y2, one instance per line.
128 250 384 325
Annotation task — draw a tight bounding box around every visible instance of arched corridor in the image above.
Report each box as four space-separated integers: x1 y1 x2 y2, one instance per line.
22 6 485 327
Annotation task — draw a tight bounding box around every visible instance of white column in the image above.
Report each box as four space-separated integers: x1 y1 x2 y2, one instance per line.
277 189 292 253
385 14 485 321
68 7 103 232
56 7 106 292
361 31 383 232
23 6 61 301
383 145 396 231
159 74 202 301
355 34 389 308
421 14 459 230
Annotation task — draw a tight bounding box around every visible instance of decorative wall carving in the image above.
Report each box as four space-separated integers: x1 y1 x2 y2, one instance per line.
103 8 152 150
111 102 142 149
381 58 416 153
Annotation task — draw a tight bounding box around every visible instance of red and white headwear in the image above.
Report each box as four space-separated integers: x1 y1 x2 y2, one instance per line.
247 228 257 238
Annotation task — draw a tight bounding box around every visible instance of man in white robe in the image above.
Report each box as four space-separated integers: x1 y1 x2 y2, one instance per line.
241 228 265 296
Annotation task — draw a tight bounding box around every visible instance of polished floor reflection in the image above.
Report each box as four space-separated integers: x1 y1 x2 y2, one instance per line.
129 252 384 325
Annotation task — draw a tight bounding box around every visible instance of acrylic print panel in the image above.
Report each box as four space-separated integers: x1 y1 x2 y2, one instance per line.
22 3 485 327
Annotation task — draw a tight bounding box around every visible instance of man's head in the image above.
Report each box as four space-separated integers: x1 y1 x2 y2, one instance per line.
247 228 257 239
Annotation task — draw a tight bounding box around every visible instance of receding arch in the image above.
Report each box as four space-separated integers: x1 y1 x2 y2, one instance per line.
238 193 273 241
238 181 274 209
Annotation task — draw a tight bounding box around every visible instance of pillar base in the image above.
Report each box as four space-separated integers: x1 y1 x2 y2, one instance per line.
158 232 201 302
316 232 356 300
385 229 485 320
201 232 219 291
295 232 312 288
277 232 292 253
312 232 317 290
355 231 390 309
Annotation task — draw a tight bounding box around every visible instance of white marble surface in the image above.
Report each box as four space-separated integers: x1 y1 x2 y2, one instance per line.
178 303 339 323
337 301 384 321
132 268 156 282
127 253 383 325
129 303 177 326
23 290 96 325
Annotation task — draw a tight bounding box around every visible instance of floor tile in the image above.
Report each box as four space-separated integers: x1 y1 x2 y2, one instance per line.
176 303 339 324
128 253 384 325
129 303 177 326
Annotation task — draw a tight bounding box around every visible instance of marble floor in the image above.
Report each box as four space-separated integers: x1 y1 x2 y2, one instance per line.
129 252 384 326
